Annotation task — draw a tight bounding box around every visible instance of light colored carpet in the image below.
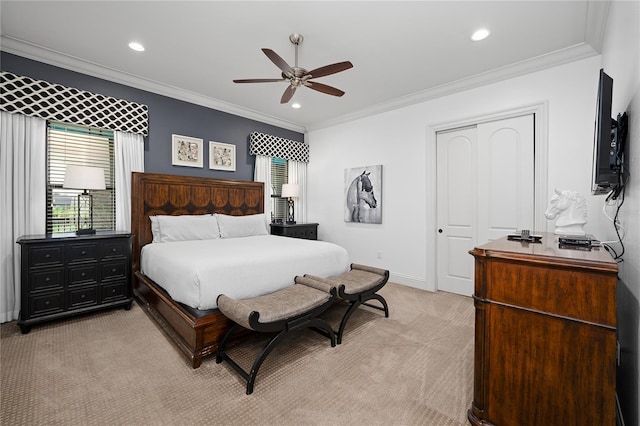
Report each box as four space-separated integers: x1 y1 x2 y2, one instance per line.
1 283 474 425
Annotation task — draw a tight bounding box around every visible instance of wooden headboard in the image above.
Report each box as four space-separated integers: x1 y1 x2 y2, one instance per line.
130 172 264 274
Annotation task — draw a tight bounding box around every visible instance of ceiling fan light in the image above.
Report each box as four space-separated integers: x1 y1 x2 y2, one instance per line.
291 103 301 109
471 29 490 41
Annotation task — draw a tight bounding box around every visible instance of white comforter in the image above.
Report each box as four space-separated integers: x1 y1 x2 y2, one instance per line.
140 235 350 310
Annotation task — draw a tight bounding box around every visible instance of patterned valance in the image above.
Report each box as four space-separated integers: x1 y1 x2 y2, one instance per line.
250 131 309 163
0 71 148 136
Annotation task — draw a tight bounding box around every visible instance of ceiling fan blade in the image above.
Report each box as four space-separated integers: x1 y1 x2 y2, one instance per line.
262 48 293 75
306 61 353 79
233 78 285 83
304 81 345 97
280 85 296 104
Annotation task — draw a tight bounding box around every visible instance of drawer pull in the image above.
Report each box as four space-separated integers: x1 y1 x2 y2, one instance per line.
81 294 86 299
45 254 50 259
45 277 50 282
112 289 116 294
112 248 117 253
81 272 86 277
45 301 50 306
81 250 86 255
112 268 116 273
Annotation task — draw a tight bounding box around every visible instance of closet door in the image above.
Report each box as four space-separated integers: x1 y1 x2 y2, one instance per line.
436 126 478 296
437 114 534 296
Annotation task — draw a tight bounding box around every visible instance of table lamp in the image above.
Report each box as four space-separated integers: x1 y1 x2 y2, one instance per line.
63 165 106 235
281 183 300 224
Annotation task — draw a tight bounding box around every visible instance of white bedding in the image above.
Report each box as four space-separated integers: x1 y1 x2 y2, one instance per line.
140 235 350 310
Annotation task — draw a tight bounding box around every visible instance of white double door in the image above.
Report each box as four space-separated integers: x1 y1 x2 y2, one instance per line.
436 114 535 296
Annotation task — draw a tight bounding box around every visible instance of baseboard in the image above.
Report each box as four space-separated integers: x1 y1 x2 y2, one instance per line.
389 273 432 292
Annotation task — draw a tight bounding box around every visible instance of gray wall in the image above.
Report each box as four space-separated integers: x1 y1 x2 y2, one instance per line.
1 52 303 181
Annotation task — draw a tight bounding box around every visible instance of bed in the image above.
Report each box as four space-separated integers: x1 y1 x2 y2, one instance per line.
131 172 349 368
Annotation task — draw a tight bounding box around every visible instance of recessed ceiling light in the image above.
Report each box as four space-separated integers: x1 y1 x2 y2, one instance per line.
471 29 490 41
128 42 145 52
291 103 301 109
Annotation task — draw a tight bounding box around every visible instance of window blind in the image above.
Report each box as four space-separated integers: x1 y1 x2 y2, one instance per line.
46 121 115 234
271 157 288 222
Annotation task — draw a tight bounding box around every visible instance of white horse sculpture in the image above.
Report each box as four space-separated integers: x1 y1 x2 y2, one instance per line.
544 189 588 235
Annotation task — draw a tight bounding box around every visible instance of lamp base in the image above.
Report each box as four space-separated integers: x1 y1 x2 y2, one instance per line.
285 220 297 225
76 228 96 235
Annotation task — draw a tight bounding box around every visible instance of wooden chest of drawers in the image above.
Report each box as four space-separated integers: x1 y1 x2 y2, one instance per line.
467 233 618 426
17 232 133 333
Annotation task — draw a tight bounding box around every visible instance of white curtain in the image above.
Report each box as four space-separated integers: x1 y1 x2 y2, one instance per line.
288 160 308 224
254 155 272 224
114 130 144 232
0 112 46 323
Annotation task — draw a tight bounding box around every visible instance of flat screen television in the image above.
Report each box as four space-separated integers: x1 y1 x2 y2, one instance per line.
592 69 629 197
591 69 617 194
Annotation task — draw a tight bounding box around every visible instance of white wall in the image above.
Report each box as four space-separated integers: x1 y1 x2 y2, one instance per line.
308 55 604 291
600 1 640 424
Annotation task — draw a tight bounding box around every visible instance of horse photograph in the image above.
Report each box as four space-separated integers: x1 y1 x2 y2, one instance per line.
344 165 382 223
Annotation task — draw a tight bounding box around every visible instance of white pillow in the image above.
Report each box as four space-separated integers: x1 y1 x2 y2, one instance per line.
150 214 220 243
149 216 162 243
216 213 268 238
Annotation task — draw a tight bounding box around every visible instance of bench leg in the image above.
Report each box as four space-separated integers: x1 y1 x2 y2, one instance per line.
246 330 289 395
216 323 242 364
337 294 389 345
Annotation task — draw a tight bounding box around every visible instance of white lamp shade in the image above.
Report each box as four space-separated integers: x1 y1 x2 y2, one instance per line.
281 183 300 198
63 165 106 190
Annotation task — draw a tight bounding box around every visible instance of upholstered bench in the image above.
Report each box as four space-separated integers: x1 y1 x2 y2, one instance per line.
303 263 390 344
216 278 337 395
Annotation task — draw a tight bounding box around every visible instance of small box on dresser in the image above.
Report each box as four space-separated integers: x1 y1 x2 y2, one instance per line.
17 231 133 334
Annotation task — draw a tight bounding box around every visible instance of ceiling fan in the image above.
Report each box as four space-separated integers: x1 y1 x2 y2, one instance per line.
233 34 353 104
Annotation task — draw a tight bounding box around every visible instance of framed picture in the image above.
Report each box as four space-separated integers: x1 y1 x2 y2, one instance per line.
209 141 236 171
172 134 203 168
344 164 382 223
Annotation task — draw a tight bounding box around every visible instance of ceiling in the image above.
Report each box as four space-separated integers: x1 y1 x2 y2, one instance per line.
0 1 609 133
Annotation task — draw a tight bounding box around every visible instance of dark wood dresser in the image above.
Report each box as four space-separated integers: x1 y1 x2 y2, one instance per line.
270 223 318 240
17 231 133 334
467 233 618 426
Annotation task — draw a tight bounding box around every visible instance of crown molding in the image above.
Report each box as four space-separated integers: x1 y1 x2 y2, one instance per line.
2 33 602 135
585 0 611 53
305 42 599 132
0 36 306 134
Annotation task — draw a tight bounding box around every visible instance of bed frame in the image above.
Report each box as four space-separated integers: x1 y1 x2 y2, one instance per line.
131 172 264 368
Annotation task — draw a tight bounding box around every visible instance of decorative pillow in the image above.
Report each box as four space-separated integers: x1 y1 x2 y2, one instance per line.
150 214 220 243
216 213 268 238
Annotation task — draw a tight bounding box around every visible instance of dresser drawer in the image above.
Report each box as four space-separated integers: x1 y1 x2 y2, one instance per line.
29 292 64 317
29 245 64 268
101 281 126 302
68 243 98 263
101 260 127 281
68 286 98 309
30 269 64 293
68 264 98 286
101 240 128 259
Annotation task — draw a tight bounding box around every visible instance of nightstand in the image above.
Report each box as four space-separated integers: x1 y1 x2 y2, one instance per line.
270 223 318 240
16 231 133 334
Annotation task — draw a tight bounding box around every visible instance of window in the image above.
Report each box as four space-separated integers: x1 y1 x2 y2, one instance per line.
270 157 288 222
46 121 115 234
